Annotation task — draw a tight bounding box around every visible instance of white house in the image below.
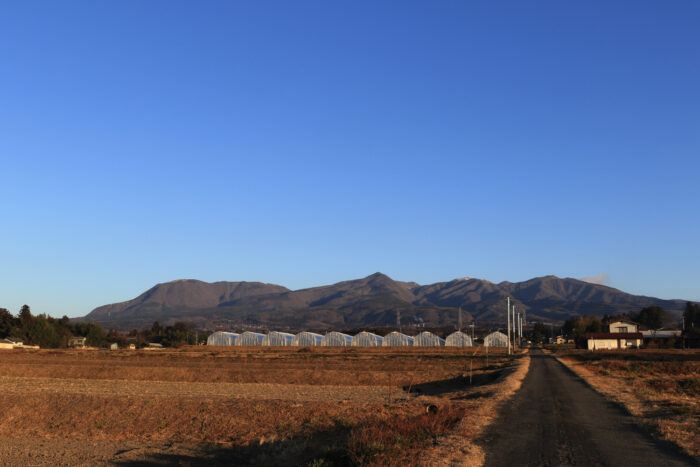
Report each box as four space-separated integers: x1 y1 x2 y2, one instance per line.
586 332 643 350
68 337 87 348
608 321 638 334
0 338 23 350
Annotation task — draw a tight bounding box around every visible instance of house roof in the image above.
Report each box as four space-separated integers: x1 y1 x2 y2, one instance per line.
586 332 643 339
609 321 638 326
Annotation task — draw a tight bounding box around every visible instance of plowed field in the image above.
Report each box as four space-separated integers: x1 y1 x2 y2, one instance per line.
0 346 516 466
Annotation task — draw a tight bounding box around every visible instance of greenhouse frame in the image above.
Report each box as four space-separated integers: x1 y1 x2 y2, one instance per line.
484 331 508 347
236 331 265 346
413 331 446 347
206 331 239 346
292 331 323 346
351 331 384 347
261 331 295 346
321 332 353 346
445 331 474 347
381 331 414 347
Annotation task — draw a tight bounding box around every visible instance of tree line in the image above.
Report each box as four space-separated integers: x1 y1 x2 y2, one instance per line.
535 303 700 348
121 321 207 348
0 305 107 348
0 305 206 348
683 302 700 340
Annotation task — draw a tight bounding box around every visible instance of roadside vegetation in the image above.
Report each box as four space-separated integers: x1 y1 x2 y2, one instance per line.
554 349 700 458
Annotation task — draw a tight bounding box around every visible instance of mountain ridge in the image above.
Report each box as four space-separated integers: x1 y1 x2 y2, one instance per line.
81 273 690 331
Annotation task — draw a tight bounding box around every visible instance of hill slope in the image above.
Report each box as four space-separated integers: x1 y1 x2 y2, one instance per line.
81 274 689 330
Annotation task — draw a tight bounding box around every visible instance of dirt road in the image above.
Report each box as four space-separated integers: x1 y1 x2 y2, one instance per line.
482 350 696 466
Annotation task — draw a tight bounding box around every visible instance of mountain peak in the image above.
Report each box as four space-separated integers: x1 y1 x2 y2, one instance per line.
366 272 391 280
81 274 688 330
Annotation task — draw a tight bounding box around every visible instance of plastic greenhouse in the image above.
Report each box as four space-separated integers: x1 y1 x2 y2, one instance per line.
381 331 414 347
445 331 474 347
236 331 265 346
484 331 508 347
292 331 323 346
206 331 239 346
351 331 384 347
321 332 353 346
261 331 295 346
413 331 445 347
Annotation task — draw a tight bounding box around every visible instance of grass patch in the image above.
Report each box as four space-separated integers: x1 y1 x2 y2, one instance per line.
557 349 700 458
346 405 466 466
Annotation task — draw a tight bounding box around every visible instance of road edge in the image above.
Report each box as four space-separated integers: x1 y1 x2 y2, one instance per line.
421 351 532 467
552 353 699 463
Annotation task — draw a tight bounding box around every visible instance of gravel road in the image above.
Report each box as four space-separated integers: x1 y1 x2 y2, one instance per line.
482 349 696 466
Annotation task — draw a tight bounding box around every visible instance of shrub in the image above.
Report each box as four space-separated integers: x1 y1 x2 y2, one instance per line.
347 405 465 465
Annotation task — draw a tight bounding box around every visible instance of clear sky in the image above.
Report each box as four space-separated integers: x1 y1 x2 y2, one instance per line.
1 1 698 318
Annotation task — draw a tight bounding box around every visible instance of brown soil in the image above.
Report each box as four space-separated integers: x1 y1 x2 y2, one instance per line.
0 346 514 466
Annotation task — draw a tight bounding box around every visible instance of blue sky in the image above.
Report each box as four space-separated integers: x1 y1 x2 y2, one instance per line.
1 1 698 318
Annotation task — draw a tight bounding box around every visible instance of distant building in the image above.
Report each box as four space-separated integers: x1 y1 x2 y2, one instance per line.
641 329 682 347
68 337 87 348
640 329 682 340
0 338 23 350
608 321 639 334
146 342 163 349
109 343 119 350
128 344 136 350
586 332 643 350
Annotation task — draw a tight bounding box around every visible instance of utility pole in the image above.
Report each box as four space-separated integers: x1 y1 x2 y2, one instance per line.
550 322 554 343
458 306 463 332
507 297 511 355
520 314 523 346
518 314 522 346
512 305 517 349
682 316 686 349
396 309 402 334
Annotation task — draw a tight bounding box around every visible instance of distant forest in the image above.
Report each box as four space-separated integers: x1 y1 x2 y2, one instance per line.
0 305 205 348
2 303 698 349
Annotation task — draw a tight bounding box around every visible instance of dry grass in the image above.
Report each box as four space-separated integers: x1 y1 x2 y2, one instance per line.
0 347 504 387
346 404 467 466
416 350 531 467
0 346 516 465
554 349 700 458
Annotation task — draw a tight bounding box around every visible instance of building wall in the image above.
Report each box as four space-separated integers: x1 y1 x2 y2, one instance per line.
621 338 642 349
588 338 642 350
609 322 638 333
587 339 618 350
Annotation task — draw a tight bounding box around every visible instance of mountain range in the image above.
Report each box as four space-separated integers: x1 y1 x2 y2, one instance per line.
80 273 689 331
